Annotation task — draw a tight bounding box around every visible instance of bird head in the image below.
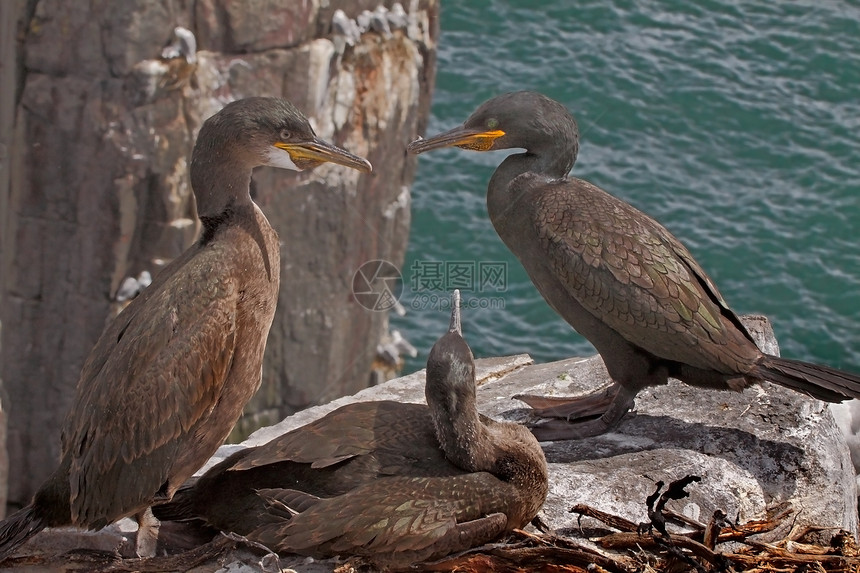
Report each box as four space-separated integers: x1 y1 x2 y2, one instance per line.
193 97 372 174
407 91 578 159
425 290 477 425
190 97 371 221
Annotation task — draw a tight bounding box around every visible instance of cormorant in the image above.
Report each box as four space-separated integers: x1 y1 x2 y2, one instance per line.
408 91 860 441
153 291 548 567
0 97 372 560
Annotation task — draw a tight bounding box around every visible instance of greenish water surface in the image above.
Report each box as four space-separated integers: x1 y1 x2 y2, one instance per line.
392 0 860 373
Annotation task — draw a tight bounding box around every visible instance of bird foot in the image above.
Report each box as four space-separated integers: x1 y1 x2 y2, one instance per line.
134 507 161 558
527 384 639 441
528 417 616 441
515 383 620 421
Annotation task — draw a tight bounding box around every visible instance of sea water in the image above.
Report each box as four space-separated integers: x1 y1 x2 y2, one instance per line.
391 0 860 373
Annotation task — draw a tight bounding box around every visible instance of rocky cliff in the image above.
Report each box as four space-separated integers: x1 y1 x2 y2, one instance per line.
0 0 438 508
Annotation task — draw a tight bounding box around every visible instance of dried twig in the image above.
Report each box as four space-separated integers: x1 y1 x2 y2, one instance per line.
569 503 639 533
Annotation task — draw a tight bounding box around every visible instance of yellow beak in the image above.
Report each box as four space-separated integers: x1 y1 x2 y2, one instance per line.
407 127 506 154
274 139 372 173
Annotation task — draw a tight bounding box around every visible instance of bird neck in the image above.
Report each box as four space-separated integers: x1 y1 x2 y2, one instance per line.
190 153 254 234
436 410 495 473
428 380 495 472
487 142 576 224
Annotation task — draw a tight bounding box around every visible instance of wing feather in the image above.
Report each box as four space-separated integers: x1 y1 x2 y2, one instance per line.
251 473 513 558
531 178 753 372
232 402 433 471
63 264 239 526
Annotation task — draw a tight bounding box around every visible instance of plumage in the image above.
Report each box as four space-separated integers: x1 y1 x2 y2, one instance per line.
0 97 371 561
407 90 860 441
153 291 548 568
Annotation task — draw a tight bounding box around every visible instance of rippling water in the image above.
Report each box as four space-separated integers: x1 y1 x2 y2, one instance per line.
391 0 860 373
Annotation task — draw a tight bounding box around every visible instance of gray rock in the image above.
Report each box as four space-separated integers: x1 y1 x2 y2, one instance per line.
387 3 409 30
831 400 860 476
6 317 856 570
195 0 317 53
0 0 23 519
492 316 857 541
235 315 857 557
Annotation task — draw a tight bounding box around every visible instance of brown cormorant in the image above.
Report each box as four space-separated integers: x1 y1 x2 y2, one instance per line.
0 97 372 560
408 91 860 441
153 291 548 567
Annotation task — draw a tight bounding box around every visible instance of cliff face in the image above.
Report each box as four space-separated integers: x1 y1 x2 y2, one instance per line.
0 0 438 506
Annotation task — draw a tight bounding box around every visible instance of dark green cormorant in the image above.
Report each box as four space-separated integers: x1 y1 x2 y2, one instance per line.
0 97 372 560
408 91 860 441
153 291 548 567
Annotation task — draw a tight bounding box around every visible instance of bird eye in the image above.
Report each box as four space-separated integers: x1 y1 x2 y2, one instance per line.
279 129 291 140
487 118 499 129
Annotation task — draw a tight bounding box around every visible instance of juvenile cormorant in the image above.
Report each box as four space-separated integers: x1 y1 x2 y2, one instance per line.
0 97 372 560
408 91 860 441
153 291 548 567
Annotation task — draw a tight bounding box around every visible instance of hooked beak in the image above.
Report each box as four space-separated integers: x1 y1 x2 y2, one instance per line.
274 138 372 173
449 289 461 335
407 126 505 154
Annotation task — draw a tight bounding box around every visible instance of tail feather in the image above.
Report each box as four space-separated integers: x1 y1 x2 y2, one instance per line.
151 485 197 522
0 505 45 562
758 355 860 402
258 488 322 517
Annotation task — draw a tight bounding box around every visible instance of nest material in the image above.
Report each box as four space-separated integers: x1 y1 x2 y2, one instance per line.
414 476 860 573
2 476 858 572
